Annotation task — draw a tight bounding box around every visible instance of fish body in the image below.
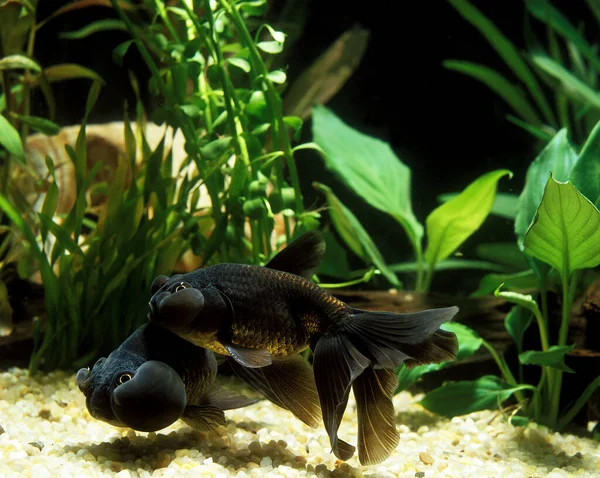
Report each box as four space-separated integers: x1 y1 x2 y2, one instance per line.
148 231 459 465
76 322 255 432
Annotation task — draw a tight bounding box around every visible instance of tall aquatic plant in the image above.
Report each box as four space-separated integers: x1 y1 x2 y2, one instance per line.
110 0 316 266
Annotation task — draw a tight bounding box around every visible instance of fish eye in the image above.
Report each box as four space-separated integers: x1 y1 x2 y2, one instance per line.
117 373 133 386
174 282 190 292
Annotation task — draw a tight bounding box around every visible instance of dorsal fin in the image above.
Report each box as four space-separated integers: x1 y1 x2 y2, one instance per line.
265 231 326 279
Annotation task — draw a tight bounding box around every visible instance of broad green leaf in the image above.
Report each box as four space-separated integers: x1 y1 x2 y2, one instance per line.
257 41 283 54
113 40 134 66
395 322 483 392
524 176 600 276
419 375 532 418
570 119 600 207
314 182 400 287
59 19 126 40
505 306 533 352
448 0 554 124
439 192 520 220
390 259 511 273
0 54 41 72
530 53 600 111
519 345 575 373
515 129 576 250
228 57 251 72
471 270 538 297
312 105 423 249
475 242 530 270
494 287 542 320
443 61 542 126
318 231 351 280
9 113 60 136
526 0 600 74
425 169 511 266
43 64 105 84
267 70 286 84
200 137 233 161
0 114 25 161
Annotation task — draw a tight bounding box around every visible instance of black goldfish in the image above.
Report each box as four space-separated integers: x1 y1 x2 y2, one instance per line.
148 231 459 465
76 322 256 432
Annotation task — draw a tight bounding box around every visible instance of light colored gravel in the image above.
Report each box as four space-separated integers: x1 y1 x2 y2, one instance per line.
0 367 599 478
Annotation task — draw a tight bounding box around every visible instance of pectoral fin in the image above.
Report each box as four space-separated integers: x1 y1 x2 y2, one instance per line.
224 343 272 368
181 405 226 431
227 354 322 428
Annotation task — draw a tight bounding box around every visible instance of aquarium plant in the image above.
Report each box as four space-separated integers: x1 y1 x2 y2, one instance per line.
399 123 600 434
310 105 511 293
446 0 600 145
0 0 323 371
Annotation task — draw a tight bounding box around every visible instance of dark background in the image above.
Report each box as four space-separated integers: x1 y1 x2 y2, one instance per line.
32 0 592 290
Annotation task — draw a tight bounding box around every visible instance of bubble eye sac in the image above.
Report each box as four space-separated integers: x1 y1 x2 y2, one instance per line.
111 361 186 432
150 275 170 295
152 288 205 331
76 368 91 394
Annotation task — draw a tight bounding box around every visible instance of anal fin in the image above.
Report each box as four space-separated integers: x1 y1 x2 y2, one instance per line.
181 405 226 431
227 354 322 428
352 367 399 465
313 332 370 462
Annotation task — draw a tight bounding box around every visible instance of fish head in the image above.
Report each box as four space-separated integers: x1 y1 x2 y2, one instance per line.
148 274 206 332
76 350 187 432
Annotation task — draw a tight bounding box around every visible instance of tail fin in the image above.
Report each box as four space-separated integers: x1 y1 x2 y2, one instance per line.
312 306 458 464
345 306 459 369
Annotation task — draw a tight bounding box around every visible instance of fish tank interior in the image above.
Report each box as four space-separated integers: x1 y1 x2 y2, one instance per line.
1 0 600 477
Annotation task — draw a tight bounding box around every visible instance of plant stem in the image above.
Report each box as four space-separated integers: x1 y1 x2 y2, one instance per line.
482 340 526 403
218 0 304 214
556 374 600 431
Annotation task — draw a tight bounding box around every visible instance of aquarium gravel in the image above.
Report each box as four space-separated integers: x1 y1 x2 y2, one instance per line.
1 368 599 478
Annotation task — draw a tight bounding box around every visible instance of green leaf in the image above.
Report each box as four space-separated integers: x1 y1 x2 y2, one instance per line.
59 19 126 40
319 231 351 279
9 113 60 136
257 41 283 54
113 40 134 66
443 61 542 126
524 175 600 276
314 182 400 287
0 114 25 162
266 69 286 84
506 115 555 142
526 0 600 74
439 192 520 220
505 306 533 352
530 53 600 111
390 259 511 273
475 242 530 270
425 169 512 267
515 129 577 250
494 287 542 318
448 0 554 124
570 119 600 207
0 54 41 72
312 105 423 251
471 270 538 297
228 57 251 72
419 375 532 418
43 64 105 84
200 137 233 162
519 345 575 373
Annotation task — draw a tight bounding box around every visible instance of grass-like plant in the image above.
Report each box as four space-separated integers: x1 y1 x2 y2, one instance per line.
447 0 600 145
310 105 511 292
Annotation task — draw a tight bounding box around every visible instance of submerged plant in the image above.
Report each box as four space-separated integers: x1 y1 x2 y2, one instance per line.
402 123 600 434
311 105 511 292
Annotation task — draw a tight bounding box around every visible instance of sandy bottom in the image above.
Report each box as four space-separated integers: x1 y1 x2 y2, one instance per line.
0 368 599 478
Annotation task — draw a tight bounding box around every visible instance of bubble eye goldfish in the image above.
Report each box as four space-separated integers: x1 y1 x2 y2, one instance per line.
148 231 459 465
76 323 256 432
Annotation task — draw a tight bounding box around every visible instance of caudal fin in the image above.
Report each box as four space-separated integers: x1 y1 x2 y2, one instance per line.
312 306 459 464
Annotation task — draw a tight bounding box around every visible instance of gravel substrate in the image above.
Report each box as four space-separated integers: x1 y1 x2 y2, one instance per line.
1 368 599 478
